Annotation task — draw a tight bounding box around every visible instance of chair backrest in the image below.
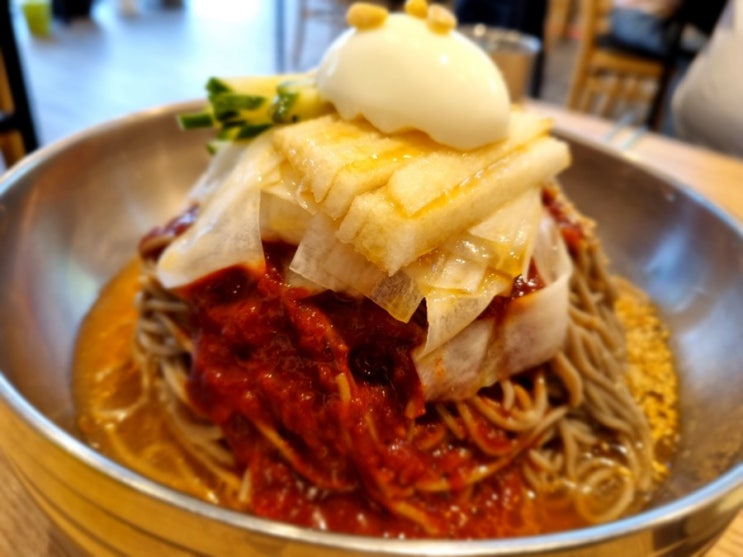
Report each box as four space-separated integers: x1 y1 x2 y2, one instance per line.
566 0 665 125
581 0 613 42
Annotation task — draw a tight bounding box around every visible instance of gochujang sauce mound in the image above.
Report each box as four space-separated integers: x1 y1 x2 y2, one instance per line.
178 242 560 537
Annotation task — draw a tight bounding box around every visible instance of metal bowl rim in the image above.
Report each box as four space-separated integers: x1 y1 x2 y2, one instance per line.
1 101 742 555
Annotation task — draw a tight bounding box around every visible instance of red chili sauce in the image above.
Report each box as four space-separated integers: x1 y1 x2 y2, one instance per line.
164 235 557 538
542 185 587 254
135 185 588 537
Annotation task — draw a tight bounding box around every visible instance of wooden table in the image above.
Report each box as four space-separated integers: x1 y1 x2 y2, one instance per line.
530 101 743 223
1 103 742 556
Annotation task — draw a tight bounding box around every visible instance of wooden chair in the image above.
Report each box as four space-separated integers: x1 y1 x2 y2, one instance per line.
1 0 38 167
566 0 666 127
544 0 573 53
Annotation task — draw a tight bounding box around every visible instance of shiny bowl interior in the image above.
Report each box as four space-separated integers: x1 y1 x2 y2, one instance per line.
0 102 742 556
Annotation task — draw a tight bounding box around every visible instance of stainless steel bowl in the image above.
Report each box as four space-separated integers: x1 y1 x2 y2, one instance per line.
1 102 742 556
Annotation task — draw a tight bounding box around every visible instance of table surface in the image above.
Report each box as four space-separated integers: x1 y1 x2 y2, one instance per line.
1 103 742 556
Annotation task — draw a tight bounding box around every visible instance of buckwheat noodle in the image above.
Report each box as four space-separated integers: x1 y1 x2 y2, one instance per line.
101 186 659 535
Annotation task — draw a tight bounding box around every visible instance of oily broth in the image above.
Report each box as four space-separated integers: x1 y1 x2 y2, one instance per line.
73 260 238 505
74 258 141 430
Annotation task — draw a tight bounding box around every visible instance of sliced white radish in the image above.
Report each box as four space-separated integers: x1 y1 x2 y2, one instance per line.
290 214 423 322
156 132 280 288
413 212 572 400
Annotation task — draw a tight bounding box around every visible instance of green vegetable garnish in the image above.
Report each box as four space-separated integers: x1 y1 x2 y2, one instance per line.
178 73 332 151
205 77 231 95
177 111 215 130
210 93 267 118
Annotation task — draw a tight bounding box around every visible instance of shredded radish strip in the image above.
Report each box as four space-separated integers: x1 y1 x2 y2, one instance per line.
156 134 281 288
154 123 571 401
413 213 572 400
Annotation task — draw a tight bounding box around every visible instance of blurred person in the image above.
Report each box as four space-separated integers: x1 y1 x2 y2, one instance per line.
672 0 743 157
454 0 547 48
609 0 682 58
609 0 727 57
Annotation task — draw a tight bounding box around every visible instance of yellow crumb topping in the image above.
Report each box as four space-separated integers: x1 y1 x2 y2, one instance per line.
405 0 429 18
615 279 679 483
427 4 457 33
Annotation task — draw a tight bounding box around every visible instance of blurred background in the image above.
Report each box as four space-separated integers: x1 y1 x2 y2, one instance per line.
0 0 736 169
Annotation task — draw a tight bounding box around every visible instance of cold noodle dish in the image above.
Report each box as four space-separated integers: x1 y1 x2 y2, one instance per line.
74 1 678 539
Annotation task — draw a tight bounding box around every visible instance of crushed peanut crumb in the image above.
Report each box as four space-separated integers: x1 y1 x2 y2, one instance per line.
615 278 679 484
427 4 457 34
347 2 389 30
